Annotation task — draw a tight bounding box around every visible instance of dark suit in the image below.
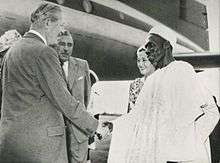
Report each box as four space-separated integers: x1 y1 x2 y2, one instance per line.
0 32 98 163
65 57 91 163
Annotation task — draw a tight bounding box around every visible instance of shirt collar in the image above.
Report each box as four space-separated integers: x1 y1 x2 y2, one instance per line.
29 29 47 45
63 61 69 67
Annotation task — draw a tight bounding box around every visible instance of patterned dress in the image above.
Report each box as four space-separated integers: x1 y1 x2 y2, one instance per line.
127 77 144 113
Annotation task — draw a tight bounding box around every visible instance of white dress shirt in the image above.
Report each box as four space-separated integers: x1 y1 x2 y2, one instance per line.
62 61 68 79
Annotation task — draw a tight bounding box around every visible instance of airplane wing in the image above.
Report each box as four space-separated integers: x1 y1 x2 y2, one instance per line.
174 52 220 69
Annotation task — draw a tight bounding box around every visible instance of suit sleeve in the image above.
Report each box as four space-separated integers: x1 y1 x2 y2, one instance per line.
84 61 91 108
35 47 98 136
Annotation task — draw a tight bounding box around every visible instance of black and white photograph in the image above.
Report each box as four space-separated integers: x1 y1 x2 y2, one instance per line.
0 0 219 163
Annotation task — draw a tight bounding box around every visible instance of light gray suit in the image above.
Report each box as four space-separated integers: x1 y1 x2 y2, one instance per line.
65 57 92 163
0 32 98 163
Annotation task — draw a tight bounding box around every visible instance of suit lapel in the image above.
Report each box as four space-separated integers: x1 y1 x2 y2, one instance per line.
68 58 78 90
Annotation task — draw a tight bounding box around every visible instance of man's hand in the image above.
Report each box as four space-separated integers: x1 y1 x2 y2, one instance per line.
102 121 113 132
96 122 111 140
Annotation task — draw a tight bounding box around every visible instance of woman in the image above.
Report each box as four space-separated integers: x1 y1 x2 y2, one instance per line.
107 46 156 163
127 46 155 113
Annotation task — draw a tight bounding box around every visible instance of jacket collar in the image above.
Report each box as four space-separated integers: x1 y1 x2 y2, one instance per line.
28 30 47 45
68 57 78 89
23 31 46 45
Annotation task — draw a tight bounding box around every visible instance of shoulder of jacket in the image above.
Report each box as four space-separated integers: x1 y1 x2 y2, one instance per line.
70 57 87 63
70 57 89 68
38 46 58 58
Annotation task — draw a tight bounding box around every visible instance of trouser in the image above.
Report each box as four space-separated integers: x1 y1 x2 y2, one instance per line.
69 155 87 163
66 129 88 163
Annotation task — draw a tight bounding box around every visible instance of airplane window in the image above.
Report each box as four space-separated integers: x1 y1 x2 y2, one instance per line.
179 0 208 29
82 0 93 13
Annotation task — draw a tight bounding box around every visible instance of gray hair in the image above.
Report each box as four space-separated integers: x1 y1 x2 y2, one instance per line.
31 2 61 24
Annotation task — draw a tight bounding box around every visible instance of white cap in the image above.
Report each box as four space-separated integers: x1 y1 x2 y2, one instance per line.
146 25 177 48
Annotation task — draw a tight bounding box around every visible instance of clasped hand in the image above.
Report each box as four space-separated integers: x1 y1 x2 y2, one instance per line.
95 121 113 140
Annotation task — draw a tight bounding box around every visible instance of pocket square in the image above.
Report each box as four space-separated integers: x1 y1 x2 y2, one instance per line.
77 76 84 80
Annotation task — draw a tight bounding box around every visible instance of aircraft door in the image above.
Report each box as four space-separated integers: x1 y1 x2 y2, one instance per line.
89 69 99 86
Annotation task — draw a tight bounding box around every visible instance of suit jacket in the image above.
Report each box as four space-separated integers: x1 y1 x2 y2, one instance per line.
0 32 98 163
67 57 91 108
65 57 92 162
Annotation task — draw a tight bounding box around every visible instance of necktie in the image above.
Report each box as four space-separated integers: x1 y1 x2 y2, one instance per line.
60 61 67 82
60 61 71 92
62 61 68 79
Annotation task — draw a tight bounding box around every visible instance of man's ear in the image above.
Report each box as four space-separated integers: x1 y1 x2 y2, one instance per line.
162 41 171 50
44 18 51 29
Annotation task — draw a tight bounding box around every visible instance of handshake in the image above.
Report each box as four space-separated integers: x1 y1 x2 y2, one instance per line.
95 121 113 140
88 121 113 149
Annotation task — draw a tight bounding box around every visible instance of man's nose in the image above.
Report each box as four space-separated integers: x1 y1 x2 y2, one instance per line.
63 45 69 50
63 48 68 53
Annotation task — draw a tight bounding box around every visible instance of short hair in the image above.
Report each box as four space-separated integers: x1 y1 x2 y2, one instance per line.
31 2 61 24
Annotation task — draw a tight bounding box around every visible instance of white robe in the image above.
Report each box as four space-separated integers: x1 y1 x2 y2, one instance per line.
108 61 219 163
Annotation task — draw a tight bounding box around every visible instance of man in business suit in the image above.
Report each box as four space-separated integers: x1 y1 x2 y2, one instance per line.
56 30 92 163
0 2 99 163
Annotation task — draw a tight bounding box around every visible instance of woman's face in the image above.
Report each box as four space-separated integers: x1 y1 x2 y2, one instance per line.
137 51 155 77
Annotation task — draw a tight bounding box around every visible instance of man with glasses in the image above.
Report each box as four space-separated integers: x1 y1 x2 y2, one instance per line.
0 3 100 163
56 30 92 163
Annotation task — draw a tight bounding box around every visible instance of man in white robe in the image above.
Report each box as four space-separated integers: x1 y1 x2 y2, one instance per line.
108 26 220 163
